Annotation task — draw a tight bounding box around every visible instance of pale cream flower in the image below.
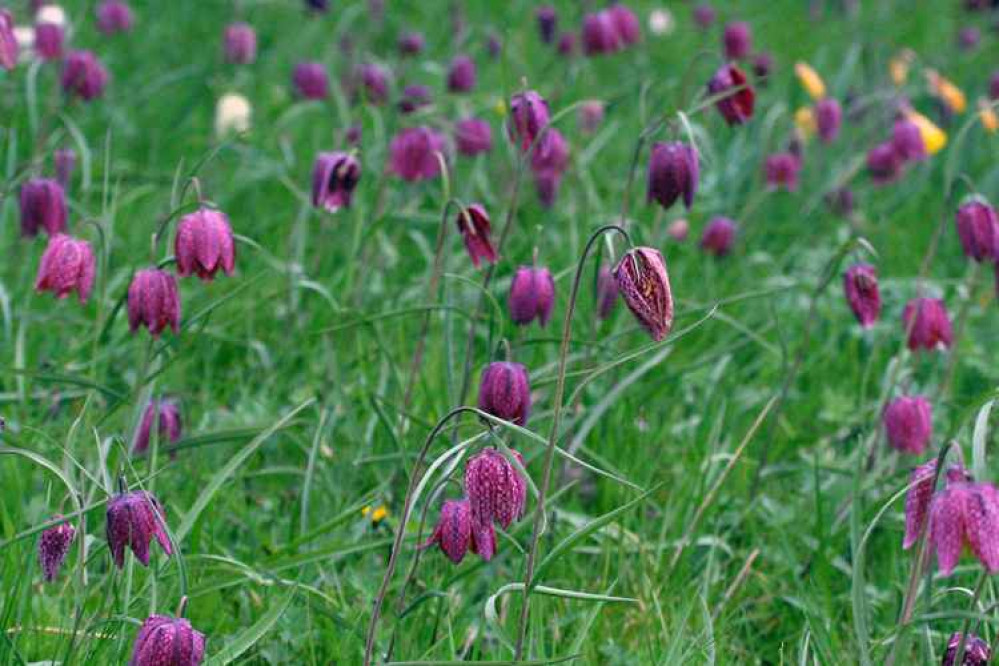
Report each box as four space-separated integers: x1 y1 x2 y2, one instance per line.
215 93 252 137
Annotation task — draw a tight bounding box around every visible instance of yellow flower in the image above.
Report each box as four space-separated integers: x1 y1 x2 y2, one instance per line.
978 99 998 134
493 99 507 117
794 106 816 139
362 504 389 524
904 110 947 155
794 62 826 100
925 69 966 114
889 49 914 87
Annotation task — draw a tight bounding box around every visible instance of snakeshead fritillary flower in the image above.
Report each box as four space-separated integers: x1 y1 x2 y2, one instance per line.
764 152 801 191
61 51 109 101
722 21 751 60
609 4 641 45
454 118 492 156
389 127 446 182
707 64 755 126
352 63 390 105
55 148 76 188
293 62 328 99
509 266 555 327
447 55 476 93
647 142 698 211
223 22 256 64
397 31 424 55
106 491 172 568
929 481 999 575
128 269 180 337
536 6 557 43
905 461 972 549
465 448 527 561
815 98 842 143
867 142 903 185
96 1 133 35
614 247 674 341
892 118 927 163
134 399 182 455
954 200 999 262
35 234 95 303
582 10 621 55
509 91 550 153
38 517 75 582
456 204 497 267
0 10 17 70
843 263 881 328
531 127 569 207
943 632 991 666
884 396 933 455
478 362 531 426
130 614 205 666
34 22 63 61
577 100 605 134
20 178 67 237
420 498 474 564
311 152 360 212
175 209 236 282
693 4 716 29
903 297 953 351
701 217 736 257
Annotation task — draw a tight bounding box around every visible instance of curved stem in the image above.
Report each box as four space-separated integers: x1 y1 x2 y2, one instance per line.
512 224 630 660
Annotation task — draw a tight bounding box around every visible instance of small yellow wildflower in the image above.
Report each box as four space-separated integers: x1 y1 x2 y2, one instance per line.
889 49 915 87
794 62 826 100
978 98 998 134
925 69 966 114
362 504 389 524
794 106 816 139
493 99 507 117
905 110 947 155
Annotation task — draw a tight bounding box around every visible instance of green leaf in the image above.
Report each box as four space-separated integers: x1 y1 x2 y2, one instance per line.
203 586 295 665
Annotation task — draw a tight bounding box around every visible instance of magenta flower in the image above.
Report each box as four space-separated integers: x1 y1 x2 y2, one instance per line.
668 219 690 241
581 10 621 55
35 235 95 304
389 127 446 182
701 217 736 257
903 297 953 351
128 269 181 337
134 399 183 455
557 32 576 56
508 91 550 153
397 31 425 56
398 84 432 114
707 64 755 126
990 71 999 101
447 55 476 93
353 63 390 105
0 10 17 70
175 208 236 282
420 498 474 564
293 62 328 99
884 396 933 455
943 632 991 666
609 4 641 45
954 200 999 262
465 448 528 560
647 142 699 211
722 21 752 59
614 247 674 341
929 480 999 575
130 614 205 666
35 22 64 61
892 118 927 163
311 152 360 212
478 362 531 426
456 204 497 267
454 118 493 156
904 460 939 550
61 51 109 101
693 4 716 29
867 142 903 185
596 265 619 320
106 490 172 568
223 22 256 64
764 152 801 191
38 517 76 582
96 1 134 35
536 6 557 44
958 26 981 51
843 263 881 328
20 178 67 237
55 148 76 189
509 266 555 327
815 98 842 143
752 52 773 82
530 128 570 207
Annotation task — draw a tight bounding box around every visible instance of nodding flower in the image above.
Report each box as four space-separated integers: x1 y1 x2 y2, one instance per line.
96 1 134 35
902 297 953 351
465 447 528 561
929 480 999 575
536 6 557 44
866 142 903 186
942 632 991 666
722 21 751 60
614 246 674 341
420 498 474 564
596 265 619 320
174 208 236 282
352 63 390 105
508 90 550 153
20 178 67 237
38 518 76 582
35 234 95 304
609 4 641 45
700 217 736 257
646 142 698 211
904 461 972 550
707 64 755 126
127 269 181 337
133 399 183 455
106 490 172 569
223 22 256 64
129 613 205 666
815 98 842 143
447 55 476 93
883 396 933 455
764 152 801 191
456 204 498 267
389 127 445 182
34 21 64 61
477 362 531 426
892 118 927 162
311 152 361 212
454 117 493 156
843 263 881 328
292 62 328 99
61 51 109 101
954 199 999 262
509 266 555 327
581 10 621 55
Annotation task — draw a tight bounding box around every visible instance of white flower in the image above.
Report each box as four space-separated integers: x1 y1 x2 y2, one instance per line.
13 25 35 63
36 5 68 28
215 93 252 137
648 8 674 36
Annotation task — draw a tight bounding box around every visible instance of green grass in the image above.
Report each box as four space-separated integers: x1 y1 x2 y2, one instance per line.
2 0 999 663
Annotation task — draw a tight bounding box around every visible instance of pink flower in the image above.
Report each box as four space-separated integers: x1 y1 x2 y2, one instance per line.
20 178 67 237
38 517 76 582
508 91 550 152
128 269 181 337
902 297 953 351
96 1 134 35
843 263 881 328
106 491 172 568
134 399 183 455
174 208 236 282
465 448 528 560
223 22 256 64
478 362 531 426
456 204 497 267
892 118 927 163
701 217 736 256
509 266 555 327
884 396 932 455
311 152 361 212
388 127 446 182
954 200 999 262
454 118 492 156
930 481 999 575
130 614 205 666
764 152 801 191
614 246 674 341
0 10 17 71
35 234 95 304
34 22 64 61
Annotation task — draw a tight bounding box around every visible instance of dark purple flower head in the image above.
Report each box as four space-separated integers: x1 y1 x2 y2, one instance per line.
106 490 172 568
647 142 699 211
61 51 109 101
508 91 550 153
815 98 842 143
843 263 881 328
389 127 446 182
509 266 555 327
55 148 76 188
293 62 328 99
175 208 236 282
943 632 992 666
597 265 619 320
465 447 528 558
884 396 933 455
764 152 801 191
582 10 621 55
930 481 999 575
722 21 751 60
130 613 205 666
707 64 755 126
0 10 16 71
892 118 927 162
20 178 67 237
752 52 773 81
398 84 432 114
353 63 390 105
477 362 531 426
958 26 981 51
223 23 256 64
614 247 674 341
35 22 64 61
577 100 605 134
398 31 425 56
134 399 183 455
693 4 716 29
447 55 476 93
128 269 181 337
609 4 641 45
867 141 903 185
701 217 736 257
954 200 999 262
311 152 360 212
557 32 577 56
35 234 95 303
38 517 75 582
537 6 557 44
903 297 953 351
456 204 497 267
990 71 999 101
455 118 493 156
420 498 473 564
96 1 134 35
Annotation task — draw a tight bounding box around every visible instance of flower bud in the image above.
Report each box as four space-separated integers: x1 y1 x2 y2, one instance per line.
903 297 953 351
96 1 133 35
700 217 736 257
884 396 932 455
509 266 555 327
477 361 531 426
455 117 492 156
130 614 205 666
536 6 557 44
614 246 674 341
867 142 903 185
38 517 75 582
764 152 801 191
134 398 183 455
508 90 550 152
223 22 256 64
293 62 328 99
456 204 497 268
311 152 360 212
34 21 63 61
61 50 109 101
389 127 446 182
20 178 67 237
175 208 236 282
707 64 755 126
954 200 999 262
815 98 842 143
128 269 181 337
722 21 751 60
35 234 95 303
420 498 474 564
106 490 172 568
447 54 476 93
646 141 698 211
843 263 881 328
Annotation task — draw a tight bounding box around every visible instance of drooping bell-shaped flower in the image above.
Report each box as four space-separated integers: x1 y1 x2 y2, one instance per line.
647 142 698 211
352 63 390 105
0 10 17 70
61 51 109 101
581 10 621 55
577 100 605 134
707 64 755 126
843 263 881 328
55 148 76 188
35 234 95 303
596 265 619 320
20 178 67 237
508 91 550 153
954 200 999 262
128 269 181 337
722 21 751 60
530 127 570 207
456 204 497 267
223 22 256 64
34 22 64 61
397 84 431 114
454 118 493 156
129 613 205 666
420 498 474 564
536 6 557 43
397 31 425 56
752 52 773 82
609 4 641 45
884 396 933 455
292 62 328 99
465 448 527 560
903 297 953 351
134 399 183 455
700 217 736 257
929 480 999 575
447 54 476 93
815 98 842 143
38 517 76 582
388 127 446 182
892 118 927 162
942 632 992 666
509 266 555 327
614 246 674 341
96 1 134 35
106 490 172 568
175 208 236 281
904 461 971 550
867 142 903 185
764 152 801 191
477 362 531 426
311 152 360 212
693 4 716 29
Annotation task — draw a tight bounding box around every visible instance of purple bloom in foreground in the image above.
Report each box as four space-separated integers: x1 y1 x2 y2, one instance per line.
311 152 360 212
134 399 183 455
389 127 446 182
465 447 528 560
930 480 999 575
420 498 474 564
175 209 236 282
614 246 674 341
128 269 181 337
35 234 95 303
20 178 67 237
106 491 172 568
38 517 76 582
884 396 933 455
477 362 531 426
509 266 555 327
130 613 205 666
843 263 881 328
647 142 698 211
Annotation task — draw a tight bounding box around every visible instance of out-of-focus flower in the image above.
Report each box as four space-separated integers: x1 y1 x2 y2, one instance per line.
904 109 947 155
903 460 939 549
925 69 966 114
929 480 999 575
293 62 328 99
693 4 716 29
989 72 999 101
311 152 360 212
20 178 67 237
978 99 998 133
389 127 446 182
530 128 569 207
447 55 476 93
362 504 389 524
889 49 914 87
38 518 75 582
536 6 557 44
577 100 605 134
843 263 880 328
215 93 251 136
129 613 205 666
752 52 773 82
609 4 641 45
128 269 181 337
826 188 854 218
596 265 618 319
884 396 932 455
557 32 576 56
794 62 826 100
106 490 172 568
36 5 67 27
708 64 755 125
815 98 842 142
0 10 17 70
508 90 550 152
477 362 531 426
34 22 62 61
942 632 992 666
398 84 432 114
487 32 502 58
701 217 736 257
958 26 981 51
175 208 236 281
456 204 497 267
903 297 953 351
455 118 492 156
61 51 109 101
764 152 801 191
867 142 903 185
55 148 75 188
794 106 817 139
954 199 999 262
614 246 674 340
134 399 183 455
96 0 133 35
420 498 474 563
509 266 555 327
648 8 674 36
352 63 390 105
582 10 621 55
35 234 95 303
668 218 690 241
223 22 256 64
892 118 927 162
647 141 698 210
397 31 424 56
722 21 751 60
